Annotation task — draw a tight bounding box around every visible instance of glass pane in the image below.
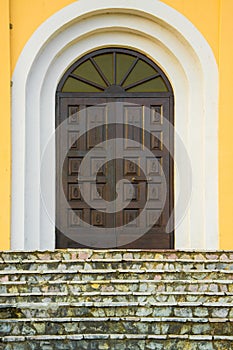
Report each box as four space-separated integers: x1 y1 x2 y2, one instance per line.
62 77 102 92
127 77 168 92
94 53 113 84
61 50 170 93
123 59 157 87
116 53 135 85
73 60 106 87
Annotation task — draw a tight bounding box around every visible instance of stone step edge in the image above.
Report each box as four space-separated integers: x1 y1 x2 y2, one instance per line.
1 269 233 275
1 316 233 323
1 301 233 308
2 334 233 342
1 279 233 285
0 291 232 297
2 249 233 252
1 259 233 264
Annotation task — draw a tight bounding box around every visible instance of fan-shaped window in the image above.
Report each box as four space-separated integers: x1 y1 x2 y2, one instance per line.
58 48 172 93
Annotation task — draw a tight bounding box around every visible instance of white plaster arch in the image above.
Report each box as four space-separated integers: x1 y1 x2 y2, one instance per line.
11 0 218 250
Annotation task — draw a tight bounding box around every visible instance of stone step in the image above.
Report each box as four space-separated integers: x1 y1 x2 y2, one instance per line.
1 259 233 271
0 269 232 282
0 249 232 349
1 279 233 294
1 334 233 350
0 249 232 262
0 301 232 319
0 291 232 304
0 317 233 336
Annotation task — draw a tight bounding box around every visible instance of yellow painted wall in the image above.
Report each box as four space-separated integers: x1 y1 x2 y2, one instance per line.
10 0 221 73
163 0 233 249
162 0 220 63
0 0 11 250
10 0 75 74
218 0 233 249
0 0 233 249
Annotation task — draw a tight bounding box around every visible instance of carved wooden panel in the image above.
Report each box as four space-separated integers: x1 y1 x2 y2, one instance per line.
146 157 162 176
124 106 142 149
68 184 82 201
68 105 79 124
91 184 105 201
91 158 106 176
123 183 138 201
68 210 82 227
147 184 161 201
87 106 106 149
150 105 163 125
124 158 140 175
91 210 105 226
68 132 79 149
151 131 162 150
68 158 82 175
124 209 139 226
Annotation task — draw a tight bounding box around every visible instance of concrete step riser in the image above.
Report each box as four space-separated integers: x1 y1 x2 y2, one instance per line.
0 294 232 304
1 271 233 282
1 281 233 294
1 338 233 350
1 319 233 336
1 250 232 261
1 305 232 319
1 261 233 271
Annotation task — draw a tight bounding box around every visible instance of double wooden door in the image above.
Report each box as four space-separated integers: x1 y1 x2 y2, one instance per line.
56 97 173 249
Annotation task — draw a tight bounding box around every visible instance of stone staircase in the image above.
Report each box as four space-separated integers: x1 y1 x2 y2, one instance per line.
0 250 232 350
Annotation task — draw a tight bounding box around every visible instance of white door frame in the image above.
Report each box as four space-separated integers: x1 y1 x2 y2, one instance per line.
11 0 218 250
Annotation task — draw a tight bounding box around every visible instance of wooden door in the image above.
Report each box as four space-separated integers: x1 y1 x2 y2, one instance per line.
55 47 174 249
56 97 173 249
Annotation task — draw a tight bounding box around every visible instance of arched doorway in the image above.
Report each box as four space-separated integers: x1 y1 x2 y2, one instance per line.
55 48 174 249
11 0 218 250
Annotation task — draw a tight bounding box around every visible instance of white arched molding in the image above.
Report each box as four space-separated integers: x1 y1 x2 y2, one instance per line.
11 0 218 250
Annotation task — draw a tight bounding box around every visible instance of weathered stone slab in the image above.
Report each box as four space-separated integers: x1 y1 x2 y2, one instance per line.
0 249 232 349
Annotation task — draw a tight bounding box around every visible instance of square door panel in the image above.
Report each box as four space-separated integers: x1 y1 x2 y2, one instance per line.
68 158 82 175
68 105 79 124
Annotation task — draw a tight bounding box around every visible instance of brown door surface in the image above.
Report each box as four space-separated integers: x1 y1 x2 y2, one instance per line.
56 96 174 249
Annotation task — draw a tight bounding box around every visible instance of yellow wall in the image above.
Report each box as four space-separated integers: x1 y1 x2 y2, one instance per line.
10 0 221 73
163 0 233 249
218 0 233 249
0 0 233 249
10 0 75 74
0 0 11 250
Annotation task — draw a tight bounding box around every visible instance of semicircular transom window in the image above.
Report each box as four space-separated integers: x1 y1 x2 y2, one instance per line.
60 48 171 93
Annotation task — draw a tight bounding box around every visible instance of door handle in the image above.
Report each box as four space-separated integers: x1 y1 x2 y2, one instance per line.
76 177 96 183
131 177 152 183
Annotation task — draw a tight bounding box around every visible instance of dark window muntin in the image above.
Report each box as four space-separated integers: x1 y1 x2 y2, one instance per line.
57 48 173 96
